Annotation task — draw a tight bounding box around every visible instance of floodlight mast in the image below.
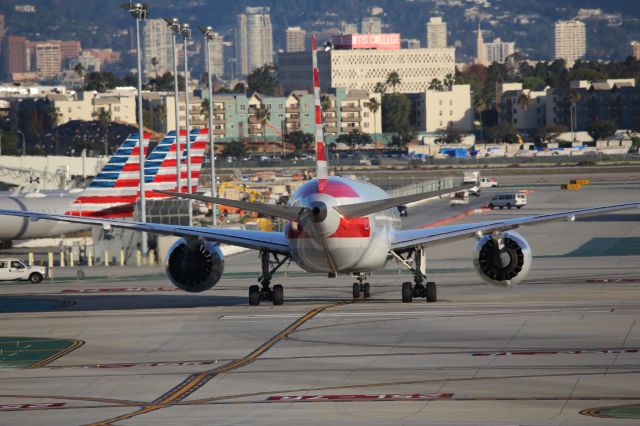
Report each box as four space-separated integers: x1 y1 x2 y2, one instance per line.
164 17 183 194
180 23 193 226
200 25 217 227
120 1 148 254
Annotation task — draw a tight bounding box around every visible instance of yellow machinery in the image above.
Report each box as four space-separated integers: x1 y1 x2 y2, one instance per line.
561 184 582 190
244 218 273 232
218 182 263 202
570 179 590 185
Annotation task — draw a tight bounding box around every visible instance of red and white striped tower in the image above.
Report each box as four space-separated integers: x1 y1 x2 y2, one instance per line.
311 35 328 184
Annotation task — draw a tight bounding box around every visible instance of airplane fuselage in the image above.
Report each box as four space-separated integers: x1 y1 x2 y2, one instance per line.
286 176 401 273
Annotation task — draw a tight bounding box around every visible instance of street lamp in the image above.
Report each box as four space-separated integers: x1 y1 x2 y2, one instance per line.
180 22 193 227
120 1 148 255
164 17 183 194
199 25 217 227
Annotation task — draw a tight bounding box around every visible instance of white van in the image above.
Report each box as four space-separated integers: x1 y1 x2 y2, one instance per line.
488 193 527 210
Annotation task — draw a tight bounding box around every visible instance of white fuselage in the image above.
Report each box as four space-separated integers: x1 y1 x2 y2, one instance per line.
286 177 401 273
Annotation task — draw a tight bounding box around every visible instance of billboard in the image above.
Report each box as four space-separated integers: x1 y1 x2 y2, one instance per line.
331 33 401 50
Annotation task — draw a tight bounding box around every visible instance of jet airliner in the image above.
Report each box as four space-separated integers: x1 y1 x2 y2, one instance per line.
0 36 637 305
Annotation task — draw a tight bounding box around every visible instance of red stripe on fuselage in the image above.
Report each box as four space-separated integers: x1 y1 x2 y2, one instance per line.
297 180 359 198
286 217 370 239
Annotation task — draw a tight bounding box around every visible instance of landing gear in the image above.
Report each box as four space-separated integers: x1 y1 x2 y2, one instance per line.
352 273 371 299
248 251 289 306
392 247 437 303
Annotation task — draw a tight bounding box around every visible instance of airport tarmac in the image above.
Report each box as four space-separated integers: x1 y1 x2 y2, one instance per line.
0 178 639 425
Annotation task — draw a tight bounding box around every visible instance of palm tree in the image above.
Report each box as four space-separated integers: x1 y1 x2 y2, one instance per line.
150 57 159 80
74 62 85 79
368 97 380 141
373 82 387 95
474 96 487 143
253 104 271 145
320 94 332 112
47 106 61 154
443 73 454 90
567 90 581 142
517 93 531 110
428 78 444 91
93 109 112 155
386 71 401 93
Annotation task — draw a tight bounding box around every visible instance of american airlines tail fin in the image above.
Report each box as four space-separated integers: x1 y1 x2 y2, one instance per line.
65 133 150 217
311 35 328 182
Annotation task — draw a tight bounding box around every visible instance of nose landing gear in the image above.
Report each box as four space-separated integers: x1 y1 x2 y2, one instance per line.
249 251 289 306
352 273 371 299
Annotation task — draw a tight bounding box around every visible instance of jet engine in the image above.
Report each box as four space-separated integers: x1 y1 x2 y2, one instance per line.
473 231 532 287
165 238 224 292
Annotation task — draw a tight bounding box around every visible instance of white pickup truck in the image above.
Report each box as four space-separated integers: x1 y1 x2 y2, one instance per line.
0 258 47 283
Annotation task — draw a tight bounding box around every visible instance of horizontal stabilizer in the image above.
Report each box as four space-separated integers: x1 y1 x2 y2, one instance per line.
334 184 473 218
154 190 304 221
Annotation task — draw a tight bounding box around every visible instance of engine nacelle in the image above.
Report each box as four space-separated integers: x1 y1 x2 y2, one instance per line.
165 238 224 292
473 231 532 287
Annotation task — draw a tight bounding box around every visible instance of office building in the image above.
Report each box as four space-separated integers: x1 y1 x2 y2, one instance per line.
59 40 81 63
410 85 473 132
554 20 586 67
35 42 62 79
143 19 173 78
401 39 421 49
485 38 515 64
279 38 455 94
286 27 306 53
476 24 487 66
631 41 640 60
498 83 548 131
0 14 5 46
340 22 358 35
47 89 137 125
361 16 382 34
235 7 273 77
2 35 27 78
426 17 447 49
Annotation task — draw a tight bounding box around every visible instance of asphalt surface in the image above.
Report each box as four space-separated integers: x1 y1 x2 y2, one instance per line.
0 177 639 425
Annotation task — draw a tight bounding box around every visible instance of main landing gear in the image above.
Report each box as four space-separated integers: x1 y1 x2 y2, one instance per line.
249 251 289 306
352 273 371 299
392 246 437 303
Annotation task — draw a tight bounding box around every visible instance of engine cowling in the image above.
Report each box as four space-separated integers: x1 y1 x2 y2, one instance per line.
473 231 532 287
165 238 224 292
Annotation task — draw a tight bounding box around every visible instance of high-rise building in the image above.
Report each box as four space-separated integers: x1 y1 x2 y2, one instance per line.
0 14 5 47
631 41 640 60
2 35 27 77
235 7 273 77
361 16 383 34
476 24 487 66
143 19 173 78
426 17 447 49
35 42 62 79
59 40 81 63
340 22 358 35
485 38 515 63
554 20 586 67
208 31 225 78
286 27 306 53
401 39 421 49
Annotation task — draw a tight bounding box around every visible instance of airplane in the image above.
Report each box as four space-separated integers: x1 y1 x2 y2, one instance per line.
0 35 637 306
0 129 207 245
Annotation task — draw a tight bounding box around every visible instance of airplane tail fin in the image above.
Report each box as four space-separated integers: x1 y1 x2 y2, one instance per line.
66 133 150 217
311 35 328 182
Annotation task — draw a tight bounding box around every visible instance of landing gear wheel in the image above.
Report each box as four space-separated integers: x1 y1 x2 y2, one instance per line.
352 283 361 299
249 285 260 306
426 281 437 303
272 284 284 306
402 282 413 303
363 282 371 298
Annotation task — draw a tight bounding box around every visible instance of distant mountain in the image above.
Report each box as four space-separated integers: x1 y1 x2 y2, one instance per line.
2 0 639 66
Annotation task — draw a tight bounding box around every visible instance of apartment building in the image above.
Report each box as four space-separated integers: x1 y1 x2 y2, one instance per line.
410 84 473 132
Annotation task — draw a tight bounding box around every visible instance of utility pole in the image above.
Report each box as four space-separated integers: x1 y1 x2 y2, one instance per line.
164 17 182 193
180 23 193 226
200 25 218 227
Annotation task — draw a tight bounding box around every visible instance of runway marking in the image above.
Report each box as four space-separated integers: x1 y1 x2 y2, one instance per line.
581 403 640 419
421 208 490 229
0 402 65 411
472 349 639 357
267 393 454 401
61 287 179 294
587 278 640 283
87 301 348 426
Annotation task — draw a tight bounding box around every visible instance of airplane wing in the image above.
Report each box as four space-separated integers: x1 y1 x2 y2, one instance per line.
392 201 640 250
0 209 290 254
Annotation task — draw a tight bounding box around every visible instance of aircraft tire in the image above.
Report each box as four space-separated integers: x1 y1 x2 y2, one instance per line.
249 285 260 305
363 282 371 298
426 281 437 303
402 282 413 303
352 283 361 299
273 284 284 305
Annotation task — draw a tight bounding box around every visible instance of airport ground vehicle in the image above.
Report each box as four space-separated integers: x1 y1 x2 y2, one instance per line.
479 177 499 188
0 258 47 283
488 193 528 210
397 205 408 217
450 190 470 206
0 36 638 306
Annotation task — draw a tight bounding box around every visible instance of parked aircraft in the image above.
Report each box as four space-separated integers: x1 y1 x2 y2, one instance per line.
0 36 637 305
0 130 207 245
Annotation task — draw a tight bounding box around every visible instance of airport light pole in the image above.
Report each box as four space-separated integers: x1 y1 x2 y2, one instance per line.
164 17 182 194
200 25 217 227
120 1 148 254
17 130 25 156
180 23 193 226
